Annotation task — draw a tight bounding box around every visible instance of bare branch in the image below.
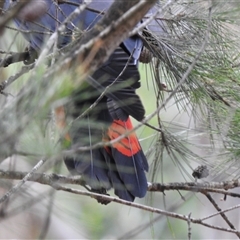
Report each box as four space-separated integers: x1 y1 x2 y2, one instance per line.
204 193 240 239
51 184 240 235
148 181 240 197
2 169 240 198
0 158 47 204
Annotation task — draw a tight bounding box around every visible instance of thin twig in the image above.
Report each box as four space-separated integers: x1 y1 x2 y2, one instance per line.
148 181 240 197
0 63 35 92
0 158 47 204
187 213 192 240
118 192 194 239
53 184 240 235
36 0 93 66
204 193 240 239
76 49 135 120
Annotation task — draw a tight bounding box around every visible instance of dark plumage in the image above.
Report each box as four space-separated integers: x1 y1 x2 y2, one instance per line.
4 0 149 202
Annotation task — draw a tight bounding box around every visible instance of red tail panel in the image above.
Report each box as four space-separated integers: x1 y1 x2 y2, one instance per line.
107 118 141 157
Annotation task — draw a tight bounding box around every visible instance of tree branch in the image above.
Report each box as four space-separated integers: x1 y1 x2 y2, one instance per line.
1 169 240 197
0 158 47 204
1 169 240 235
204 193 240 239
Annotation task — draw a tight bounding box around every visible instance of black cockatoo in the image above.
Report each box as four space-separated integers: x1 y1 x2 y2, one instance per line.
4 0 149 203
